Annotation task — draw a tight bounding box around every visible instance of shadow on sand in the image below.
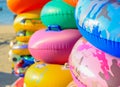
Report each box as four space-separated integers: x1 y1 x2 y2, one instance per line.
0 40 10 45
0 72 18 87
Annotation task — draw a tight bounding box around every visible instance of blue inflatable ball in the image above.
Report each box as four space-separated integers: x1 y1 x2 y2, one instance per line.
75 0 120 57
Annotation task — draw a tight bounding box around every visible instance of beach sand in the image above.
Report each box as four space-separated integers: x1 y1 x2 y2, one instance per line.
0 25 18 87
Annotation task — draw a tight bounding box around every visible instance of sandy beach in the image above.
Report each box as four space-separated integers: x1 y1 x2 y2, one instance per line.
0 25 18 87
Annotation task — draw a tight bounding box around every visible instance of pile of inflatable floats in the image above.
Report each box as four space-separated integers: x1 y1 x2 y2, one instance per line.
7 0 120 87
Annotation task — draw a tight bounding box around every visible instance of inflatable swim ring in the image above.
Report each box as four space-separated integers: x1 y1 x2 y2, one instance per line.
14 10 46 32
14 10 46 42
7 0 50 14
28 25 81 64
69 37 120 87
8 50 22 70
12 55 34 77
24 62 72 87
8 50 21 62
16 30 34 42
75 0 120 57
40 0 77 29
13 61 27 77
11 41 30 55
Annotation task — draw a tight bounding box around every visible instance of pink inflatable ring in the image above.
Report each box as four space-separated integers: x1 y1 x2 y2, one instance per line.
69 37 120 87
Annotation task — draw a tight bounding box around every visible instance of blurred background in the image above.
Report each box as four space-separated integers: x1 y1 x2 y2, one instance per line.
0 0 18 87
0 0 14 24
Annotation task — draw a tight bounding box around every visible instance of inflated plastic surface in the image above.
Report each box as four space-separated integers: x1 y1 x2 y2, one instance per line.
28 27 81 64
24 62 72 87
41 0 77 29
69 37 120 87
75 0 120 57
7 0 50 14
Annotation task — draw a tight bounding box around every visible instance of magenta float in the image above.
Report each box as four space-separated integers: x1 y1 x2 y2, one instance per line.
28 27 81 64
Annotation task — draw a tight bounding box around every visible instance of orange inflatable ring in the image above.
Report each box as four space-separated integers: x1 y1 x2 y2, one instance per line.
7 0 50 14
63 0 78 7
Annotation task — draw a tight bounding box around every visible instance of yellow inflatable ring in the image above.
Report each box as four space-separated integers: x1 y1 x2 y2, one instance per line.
13 9 46 32
11 40 30 55
16 30 34 42
16 36 30 42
